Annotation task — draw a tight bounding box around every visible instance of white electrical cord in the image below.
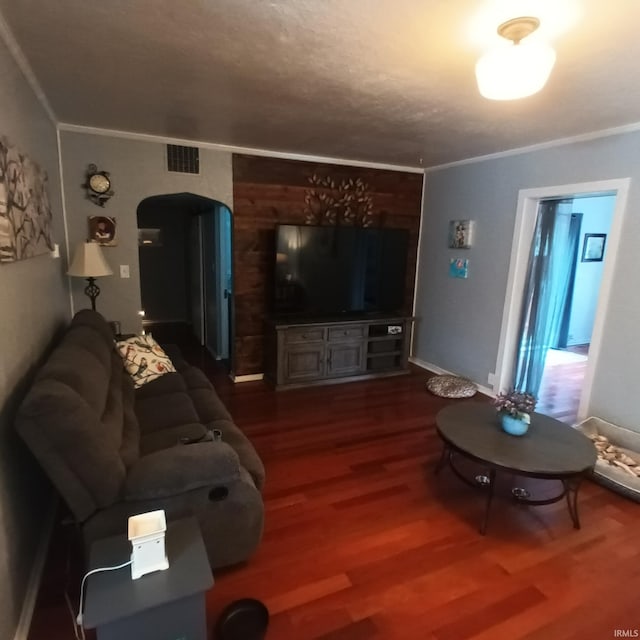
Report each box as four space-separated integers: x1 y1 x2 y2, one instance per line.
71 560 132 639
64 589 84 640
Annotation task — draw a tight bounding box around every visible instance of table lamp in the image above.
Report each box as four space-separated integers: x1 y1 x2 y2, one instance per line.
67 242 113 311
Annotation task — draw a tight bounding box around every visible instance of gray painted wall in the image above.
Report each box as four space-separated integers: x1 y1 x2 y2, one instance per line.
414 131 640 430
59 131 233 333
0 40 68 640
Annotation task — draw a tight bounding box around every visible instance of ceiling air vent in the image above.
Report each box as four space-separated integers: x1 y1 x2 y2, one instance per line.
166 144 200 174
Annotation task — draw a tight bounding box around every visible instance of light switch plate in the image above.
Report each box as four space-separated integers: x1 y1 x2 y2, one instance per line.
120 265 130 278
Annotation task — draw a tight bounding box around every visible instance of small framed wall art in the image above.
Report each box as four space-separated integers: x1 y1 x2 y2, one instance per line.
448 220 474 249
581 233 606 262
88 215 117 246
449 258 469 279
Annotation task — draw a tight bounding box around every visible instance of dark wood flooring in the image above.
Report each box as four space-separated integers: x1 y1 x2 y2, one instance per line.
27 338 640 640
537 346 589 425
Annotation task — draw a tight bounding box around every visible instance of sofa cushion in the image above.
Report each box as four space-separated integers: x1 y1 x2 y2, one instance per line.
135 371 187 398
140 423 208 455
116 334 176 388
161 344 189 371
188 385 233 424
36 324 140 462
16 378 126 521
71 308 117 344
125 441 241 501
121 374 140 468
205 419 265 491
36 328 113 415
135 390 201 434
180 365 214 390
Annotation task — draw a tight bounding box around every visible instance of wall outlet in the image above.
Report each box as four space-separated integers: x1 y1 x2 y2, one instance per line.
120 265 130 278
487 372 496 386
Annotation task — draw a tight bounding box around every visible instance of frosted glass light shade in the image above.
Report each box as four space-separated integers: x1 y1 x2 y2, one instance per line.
67 242 113 277
476 40 556 100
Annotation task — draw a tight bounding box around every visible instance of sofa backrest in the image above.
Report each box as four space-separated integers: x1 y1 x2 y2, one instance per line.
16 311 140 522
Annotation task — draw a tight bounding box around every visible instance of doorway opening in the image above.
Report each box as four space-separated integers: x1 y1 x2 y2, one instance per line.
494 179 630 424
533 195 616 422
137 193 233 371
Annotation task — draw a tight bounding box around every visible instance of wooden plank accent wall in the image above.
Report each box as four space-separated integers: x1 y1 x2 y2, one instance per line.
232 154 423 376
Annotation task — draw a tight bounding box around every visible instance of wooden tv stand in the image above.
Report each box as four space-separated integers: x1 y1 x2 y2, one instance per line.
265 315 414 389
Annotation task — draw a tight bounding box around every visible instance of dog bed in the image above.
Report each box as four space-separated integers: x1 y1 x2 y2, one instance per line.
574 416 640 502
426 375 477 399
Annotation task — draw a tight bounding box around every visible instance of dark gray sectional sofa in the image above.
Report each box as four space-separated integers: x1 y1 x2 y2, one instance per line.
16 310 264 568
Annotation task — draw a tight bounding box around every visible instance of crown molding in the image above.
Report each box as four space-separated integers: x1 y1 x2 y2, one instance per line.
425 120 640 172
58 123 425 174
0 8 57 125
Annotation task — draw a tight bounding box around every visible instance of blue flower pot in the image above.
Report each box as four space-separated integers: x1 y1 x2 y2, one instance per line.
500 412 530 436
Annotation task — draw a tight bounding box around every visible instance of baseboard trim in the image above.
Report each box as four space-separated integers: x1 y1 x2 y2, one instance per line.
13 498 57 640
409 356 496 398
230 372 265 383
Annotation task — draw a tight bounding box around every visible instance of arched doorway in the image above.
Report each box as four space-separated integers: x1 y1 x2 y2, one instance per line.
137 192 233 370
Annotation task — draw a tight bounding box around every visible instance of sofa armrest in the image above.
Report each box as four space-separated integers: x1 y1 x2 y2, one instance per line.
124 442 240 501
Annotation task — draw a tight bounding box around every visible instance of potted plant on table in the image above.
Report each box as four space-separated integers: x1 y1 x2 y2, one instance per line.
494 390 537 436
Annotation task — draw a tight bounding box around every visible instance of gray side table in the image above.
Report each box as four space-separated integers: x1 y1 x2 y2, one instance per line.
83 517 214 640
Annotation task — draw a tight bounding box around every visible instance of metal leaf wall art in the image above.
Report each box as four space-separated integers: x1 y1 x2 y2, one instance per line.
303 173 374 227
0 136 54 263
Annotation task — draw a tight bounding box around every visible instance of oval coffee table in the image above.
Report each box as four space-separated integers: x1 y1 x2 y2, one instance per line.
435 402 597 534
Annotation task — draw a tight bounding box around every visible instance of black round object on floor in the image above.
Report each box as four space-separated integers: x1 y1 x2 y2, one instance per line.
215 599 269 640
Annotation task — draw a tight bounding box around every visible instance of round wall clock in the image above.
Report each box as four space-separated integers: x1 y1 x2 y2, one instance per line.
84 164 114 207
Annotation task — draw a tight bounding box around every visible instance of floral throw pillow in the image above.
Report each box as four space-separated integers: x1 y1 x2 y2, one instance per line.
116 334 176 388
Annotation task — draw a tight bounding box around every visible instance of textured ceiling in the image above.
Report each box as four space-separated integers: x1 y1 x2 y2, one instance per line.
2 0 640 167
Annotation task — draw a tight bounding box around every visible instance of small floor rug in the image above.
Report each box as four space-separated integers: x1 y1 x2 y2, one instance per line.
426 374 477 399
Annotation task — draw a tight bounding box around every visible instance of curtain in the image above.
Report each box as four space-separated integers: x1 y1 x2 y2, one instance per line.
514 199 580 396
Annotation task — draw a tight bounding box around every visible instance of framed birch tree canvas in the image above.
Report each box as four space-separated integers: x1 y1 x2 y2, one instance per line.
0 136 54 263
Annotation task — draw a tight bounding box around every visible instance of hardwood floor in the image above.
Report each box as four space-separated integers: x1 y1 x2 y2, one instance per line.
28 347 640 640
537 347 589 425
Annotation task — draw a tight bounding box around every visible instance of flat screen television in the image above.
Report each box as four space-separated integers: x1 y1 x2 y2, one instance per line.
274 224 409 317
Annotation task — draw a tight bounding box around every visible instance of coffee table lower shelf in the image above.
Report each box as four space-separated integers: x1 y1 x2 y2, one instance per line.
435 443 587 535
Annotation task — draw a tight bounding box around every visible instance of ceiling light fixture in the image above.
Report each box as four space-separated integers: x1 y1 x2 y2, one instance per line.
475 16 556 100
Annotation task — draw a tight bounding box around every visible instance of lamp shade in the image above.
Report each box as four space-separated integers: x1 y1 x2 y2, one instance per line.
67 242 113 278
476 39 556 100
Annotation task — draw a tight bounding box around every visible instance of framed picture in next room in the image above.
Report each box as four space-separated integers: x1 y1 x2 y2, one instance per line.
581 233 606 262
